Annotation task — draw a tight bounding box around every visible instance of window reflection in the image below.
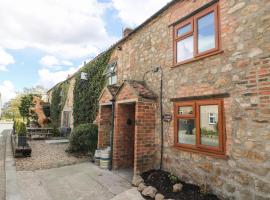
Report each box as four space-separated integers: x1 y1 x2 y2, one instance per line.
177 36 194 62
200 105 219 147
177 23 192 36
178 119 196 145
178 106 193 115
198 12 215 53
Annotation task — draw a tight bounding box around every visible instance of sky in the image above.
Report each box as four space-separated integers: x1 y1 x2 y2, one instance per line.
0 0 171 104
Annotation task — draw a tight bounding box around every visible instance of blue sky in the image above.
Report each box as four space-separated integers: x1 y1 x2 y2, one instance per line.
0 0 170 104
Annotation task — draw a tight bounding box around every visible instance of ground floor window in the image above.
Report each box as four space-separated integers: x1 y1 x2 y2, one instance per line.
174 99 225 156
62 111 71 127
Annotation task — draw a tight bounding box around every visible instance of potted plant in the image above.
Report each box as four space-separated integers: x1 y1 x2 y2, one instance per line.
17 122 28 146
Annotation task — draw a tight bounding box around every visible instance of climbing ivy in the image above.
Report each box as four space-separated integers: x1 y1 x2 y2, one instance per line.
73 51 112 126
50 81 69 127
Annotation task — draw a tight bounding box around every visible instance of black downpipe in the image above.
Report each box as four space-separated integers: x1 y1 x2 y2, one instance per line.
159 68 164 170
109 98 115 170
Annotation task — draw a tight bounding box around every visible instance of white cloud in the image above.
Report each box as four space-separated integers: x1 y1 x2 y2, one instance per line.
40 55 59 67
37 67 80 89
0 48 15 71
0 80 17 104
112 0 171 27
0 65 8 71
62 60 73 66
0 0 118 59
40 55 74 69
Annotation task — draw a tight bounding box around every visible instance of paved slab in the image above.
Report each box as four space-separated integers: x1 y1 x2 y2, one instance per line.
17 163 132 200
5 129 22 200
111 188 144 200
0 130 9 200
0 122 13 134
45 139 69 144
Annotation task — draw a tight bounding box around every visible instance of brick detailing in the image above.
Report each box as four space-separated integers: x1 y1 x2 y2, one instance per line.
116 83 138 102
99 88 113 105
98 105 112 149
238 56 270 123
134 101 156 174
113 103 135 169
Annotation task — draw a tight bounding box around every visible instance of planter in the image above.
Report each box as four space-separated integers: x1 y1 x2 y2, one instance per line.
18 136 27 146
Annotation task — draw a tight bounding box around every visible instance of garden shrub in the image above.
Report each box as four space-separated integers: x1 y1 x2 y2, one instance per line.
68 123 98 154
15 121 27 136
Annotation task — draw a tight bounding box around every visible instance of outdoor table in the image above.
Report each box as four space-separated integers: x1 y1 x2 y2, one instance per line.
27 127 54 139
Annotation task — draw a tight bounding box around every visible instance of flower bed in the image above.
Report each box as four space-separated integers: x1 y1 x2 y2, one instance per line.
133 169 220 200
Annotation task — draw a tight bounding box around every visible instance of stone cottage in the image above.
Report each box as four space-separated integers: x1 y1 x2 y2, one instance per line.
47 76 76 129
97 0 270 199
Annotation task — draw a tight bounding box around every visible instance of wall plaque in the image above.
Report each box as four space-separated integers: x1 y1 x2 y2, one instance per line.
163 114 172 122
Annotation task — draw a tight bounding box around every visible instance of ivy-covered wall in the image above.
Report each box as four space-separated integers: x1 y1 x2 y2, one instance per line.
50 81 69 127
73 51 112 126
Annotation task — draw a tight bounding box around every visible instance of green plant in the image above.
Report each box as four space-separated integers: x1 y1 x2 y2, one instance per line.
50 82 69 127
200 127 218 137
15 121 27 136
169 174 179 185
68 123 98 154
73 51 112 126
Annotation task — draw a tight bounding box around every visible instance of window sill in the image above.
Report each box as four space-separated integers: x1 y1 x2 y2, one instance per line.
172 50 224 68
174 144 228 159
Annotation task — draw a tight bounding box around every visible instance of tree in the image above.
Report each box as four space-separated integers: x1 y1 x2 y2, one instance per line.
1 97 22 120
19 94 34 124
22 85 47 95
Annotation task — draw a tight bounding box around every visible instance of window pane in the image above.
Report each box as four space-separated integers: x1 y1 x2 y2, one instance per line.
111 75 117 84
177 23 191 36
200 105 219 147
178 119 196 145
177 36 194 62
198 12 215 53
178 106 193 115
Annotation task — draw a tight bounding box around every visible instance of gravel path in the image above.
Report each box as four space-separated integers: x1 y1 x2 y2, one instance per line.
0 130 9 200
16 140 89 171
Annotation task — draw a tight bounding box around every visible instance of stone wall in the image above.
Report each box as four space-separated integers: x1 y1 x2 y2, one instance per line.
107 0 270 199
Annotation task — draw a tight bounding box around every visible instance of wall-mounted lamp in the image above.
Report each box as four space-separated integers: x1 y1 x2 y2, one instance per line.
81 72 88 80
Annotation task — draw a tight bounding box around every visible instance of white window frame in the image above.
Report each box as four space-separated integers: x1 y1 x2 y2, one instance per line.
104 61 117 86
208 112 216 125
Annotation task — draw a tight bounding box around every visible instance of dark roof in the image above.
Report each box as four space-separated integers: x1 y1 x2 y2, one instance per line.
125 80 157 100
107 85 120 96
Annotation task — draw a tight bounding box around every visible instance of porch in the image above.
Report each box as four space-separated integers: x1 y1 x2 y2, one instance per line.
98 80 157 175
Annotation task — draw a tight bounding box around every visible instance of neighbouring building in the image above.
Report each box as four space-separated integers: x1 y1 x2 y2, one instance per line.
47 76 76 129
97 0 270 199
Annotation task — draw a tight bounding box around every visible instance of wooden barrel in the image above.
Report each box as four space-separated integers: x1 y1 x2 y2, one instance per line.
100 149 111 169
94 150 101 166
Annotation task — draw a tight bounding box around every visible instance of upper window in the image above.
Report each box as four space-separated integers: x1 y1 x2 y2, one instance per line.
174 3 220 65
174 99 225 156
103 61 117 85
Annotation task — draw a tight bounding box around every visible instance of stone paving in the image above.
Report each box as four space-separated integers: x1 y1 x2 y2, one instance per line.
0 130 9 200
17 162 132 200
